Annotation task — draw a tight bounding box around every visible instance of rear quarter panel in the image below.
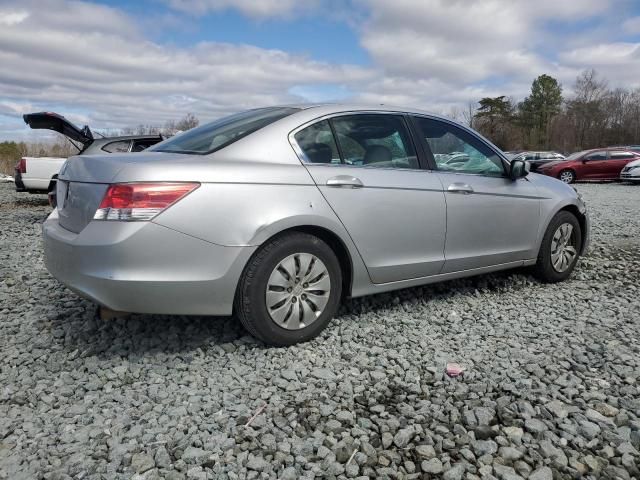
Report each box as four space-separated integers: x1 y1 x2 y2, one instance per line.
150 159 373 294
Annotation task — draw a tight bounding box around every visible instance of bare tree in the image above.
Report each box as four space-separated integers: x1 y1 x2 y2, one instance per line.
175 113 199 132
566 69 609 149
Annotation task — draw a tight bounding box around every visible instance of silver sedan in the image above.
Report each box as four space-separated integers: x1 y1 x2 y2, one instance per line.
43 104 590 345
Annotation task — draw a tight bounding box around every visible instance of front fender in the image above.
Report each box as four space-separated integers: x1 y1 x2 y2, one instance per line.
529 174 589 256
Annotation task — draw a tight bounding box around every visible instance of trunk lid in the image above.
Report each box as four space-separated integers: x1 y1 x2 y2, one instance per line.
56 179 108 233
23 112 94 148
55 153 139 233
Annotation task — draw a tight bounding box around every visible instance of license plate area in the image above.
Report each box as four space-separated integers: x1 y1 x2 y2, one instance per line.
57 180 69 209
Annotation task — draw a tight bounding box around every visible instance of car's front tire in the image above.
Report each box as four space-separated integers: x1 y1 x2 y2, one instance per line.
534 211 582 283
234 232 342 346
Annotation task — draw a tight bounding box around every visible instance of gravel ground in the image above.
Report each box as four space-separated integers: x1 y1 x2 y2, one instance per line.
1 181 639 480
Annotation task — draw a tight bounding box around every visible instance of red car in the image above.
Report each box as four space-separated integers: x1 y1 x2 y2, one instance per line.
537 148 640 183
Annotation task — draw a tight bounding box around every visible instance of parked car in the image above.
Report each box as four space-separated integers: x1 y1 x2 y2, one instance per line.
43 104 589 345
511 151 565 171
536 148 640 183
0 173 14 183
14 156 66 193
620 157 640 183
502 151 521 160
19 112 164 201
609 145 640 153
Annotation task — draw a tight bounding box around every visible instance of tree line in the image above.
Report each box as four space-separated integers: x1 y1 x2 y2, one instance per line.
464 69 640 154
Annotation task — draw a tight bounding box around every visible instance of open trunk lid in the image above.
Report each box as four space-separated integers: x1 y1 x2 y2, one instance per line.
23 112 94 148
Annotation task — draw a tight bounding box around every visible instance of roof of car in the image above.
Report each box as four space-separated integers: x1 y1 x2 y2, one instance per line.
290 103 444 117
265 103 463 135
584 147 635 152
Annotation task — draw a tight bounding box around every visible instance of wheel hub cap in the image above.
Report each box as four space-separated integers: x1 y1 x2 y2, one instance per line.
265 253 331 330
560 172 573 183
550 223 577 273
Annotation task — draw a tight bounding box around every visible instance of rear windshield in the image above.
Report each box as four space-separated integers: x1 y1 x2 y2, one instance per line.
149 107 299 155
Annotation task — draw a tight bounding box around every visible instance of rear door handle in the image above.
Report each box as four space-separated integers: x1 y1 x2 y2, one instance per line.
326 175 364 188
447 183 474 194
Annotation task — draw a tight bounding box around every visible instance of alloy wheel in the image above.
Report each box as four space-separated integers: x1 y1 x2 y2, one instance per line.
559 171 574 183
550 223 577 273
265 253 331 330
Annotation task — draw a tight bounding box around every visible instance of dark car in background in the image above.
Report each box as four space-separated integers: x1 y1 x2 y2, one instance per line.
537 148 640 183
511 151 565 171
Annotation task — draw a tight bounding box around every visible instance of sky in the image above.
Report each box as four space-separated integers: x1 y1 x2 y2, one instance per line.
1 0 640 141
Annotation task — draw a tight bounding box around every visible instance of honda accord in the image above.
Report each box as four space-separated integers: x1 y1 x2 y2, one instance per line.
43 104 590 345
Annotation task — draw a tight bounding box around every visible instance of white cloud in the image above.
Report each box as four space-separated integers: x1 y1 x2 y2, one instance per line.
1 0 639 141
559 43 640 86
0 10 29 26
0 0 371 138
357 0 615 87
165 0 318 18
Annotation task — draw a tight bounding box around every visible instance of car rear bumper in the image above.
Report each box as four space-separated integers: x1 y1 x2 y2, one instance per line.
42 210 256 315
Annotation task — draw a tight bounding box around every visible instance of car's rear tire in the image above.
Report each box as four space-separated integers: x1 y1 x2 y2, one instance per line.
558 169 576 184
234 232 342 346
47 176 58 208
534 211 582 283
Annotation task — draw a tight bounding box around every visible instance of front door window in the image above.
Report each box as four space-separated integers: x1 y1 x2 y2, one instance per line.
412 117 504 176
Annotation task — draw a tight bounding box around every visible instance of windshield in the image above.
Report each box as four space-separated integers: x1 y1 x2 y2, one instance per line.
149 107 299 154
565 150 589 161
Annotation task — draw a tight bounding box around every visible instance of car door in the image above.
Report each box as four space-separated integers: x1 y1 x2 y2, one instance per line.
410 115 541 273
291 113 447 284
580 150 609 179
608 151 637 178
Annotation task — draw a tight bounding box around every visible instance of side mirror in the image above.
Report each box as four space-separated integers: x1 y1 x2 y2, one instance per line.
510 159 530 180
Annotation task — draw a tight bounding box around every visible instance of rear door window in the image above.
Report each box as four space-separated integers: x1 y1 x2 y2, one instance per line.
330 114 418 169
610 151 636 160
101 140 131 153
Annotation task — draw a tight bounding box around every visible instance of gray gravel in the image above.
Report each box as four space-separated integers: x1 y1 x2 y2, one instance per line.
1 182 639 480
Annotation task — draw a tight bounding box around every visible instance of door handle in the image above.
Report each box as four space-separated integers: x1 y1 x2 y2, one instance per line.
326 175 364 188
447 183 474 194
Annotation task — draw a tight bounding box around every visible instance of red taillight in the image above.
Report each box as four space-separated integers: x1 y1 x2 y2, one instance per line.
94 182 199 221
16 158 26 174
